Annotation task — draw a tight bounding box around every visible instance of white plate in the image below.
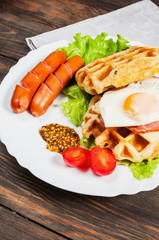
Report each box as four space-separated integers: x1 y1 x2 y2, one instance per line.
0 38 159 197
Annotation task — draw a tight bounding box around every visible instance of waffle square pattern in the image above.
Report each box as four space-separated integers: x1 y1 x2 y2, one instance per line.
83 96 159 162
75 46 159 95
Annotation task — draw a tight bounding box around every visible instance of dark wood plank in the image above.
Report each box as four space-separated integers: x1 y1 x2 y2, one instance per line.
0 0 141 79
0 56 16 82
0 0 108 59
0 206 67 240
1 0 159 239
1 0 158 78
1 0 158 60
0 143 158 240
0 0 146 60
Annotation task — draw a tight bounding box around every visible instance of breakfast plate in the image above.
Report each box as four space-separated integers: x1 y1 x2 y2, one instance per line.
0 37 159 197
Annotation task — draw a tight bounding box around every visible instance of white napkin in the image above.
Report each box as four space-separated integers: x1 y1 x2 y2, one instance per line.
26 0 159 50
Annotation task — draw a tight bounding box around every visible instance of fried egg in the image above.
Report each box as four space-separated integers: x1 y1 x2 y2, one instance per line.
99 77 159 127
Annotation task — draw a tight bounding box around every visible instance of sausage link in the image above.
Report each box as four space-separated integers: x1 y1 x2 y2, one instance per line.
11 51 66 113
11 85 31 113
30 74 62 117
30 55 84 117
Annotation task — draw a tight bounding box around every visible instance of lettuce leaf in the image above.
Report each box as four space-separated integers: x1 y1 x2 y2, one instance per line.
59 32 130 126
118 156 159 180
60 84 91 127
80 134 159 180
80 137 159 180
58 32 130 65
80 136 96 150
58 32 159 180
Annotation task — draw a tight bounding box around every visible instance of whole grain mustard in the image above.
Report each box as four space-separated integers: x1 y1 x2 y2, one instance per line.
39 123 80 153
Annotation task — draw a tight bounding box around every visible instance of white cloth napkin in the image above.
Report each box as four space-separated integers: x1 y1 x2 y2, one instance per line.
26 0 159 50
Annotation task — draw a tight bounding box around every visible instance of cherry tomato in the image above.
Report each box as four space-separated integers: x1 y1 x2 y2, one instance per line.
90 147 116 176
62 147 90 167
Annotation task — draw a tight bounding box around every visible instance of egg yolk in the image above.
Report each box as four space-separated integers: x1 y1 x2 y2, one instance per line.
124 92 159 119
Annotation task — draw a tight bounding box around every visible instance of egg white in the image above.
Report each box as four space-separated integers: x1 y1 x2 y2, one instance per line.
99 77 159 127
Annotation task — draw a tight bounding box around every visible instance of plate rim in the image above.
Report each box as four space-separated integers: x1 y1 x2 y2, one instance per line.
0 36 159 197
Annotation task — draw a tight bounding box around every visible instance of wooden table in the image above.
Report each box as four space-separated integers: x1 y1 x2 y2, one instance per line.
0 0 159 239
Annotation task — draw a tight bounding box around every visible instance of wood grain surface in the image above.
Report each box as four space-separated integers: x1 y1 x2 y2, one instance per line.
0 206 66 240
0 0 159 240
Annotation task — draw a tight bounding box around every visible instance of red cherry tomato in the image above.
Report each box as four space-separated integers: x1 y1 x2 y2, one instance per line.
90 147 116 176
62 147 90 167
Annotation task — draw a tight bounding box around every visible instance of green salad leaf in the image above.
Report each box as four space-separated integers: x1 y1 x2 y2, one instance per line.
58 32 159 180
58 32 130 65
80 136 96 150
80 137 159 180
59 32 130 126
60 84 91 127
118 156 159 180
80 134 159 180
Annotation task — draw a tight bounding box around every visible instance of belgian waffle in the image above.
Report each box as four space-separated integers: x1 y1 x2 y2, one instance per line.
75 46 159 95
83 96 159 162
83 95 105 138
